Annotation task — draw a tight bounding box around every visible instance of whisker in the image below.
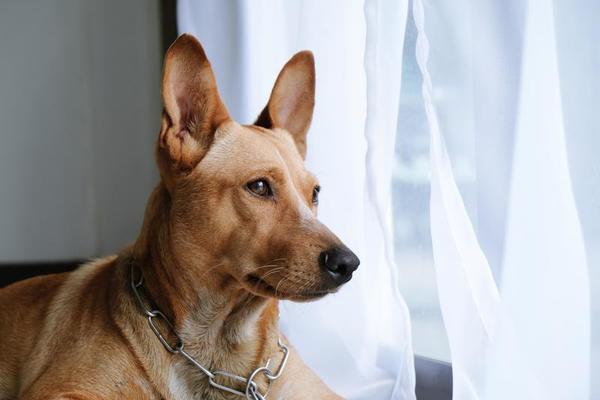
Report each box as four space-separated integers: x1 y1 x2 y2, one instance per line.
259 267 286 280
253 263 283 271
275 276 289 296
298 276 313 294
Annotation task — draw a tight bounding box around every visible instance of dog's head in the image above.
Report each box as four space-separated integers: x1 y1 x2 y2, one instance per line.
157 34 359 301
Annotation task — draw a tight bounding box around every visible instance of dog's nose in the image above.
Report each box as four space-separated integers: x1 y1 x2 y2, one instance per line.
319 246 360 284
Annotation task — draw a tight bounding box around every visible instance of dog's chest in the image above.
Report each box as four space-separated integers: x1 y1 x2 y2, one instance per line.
165 330 266 399
168 359 218 400
162 293 276 399
168 362 202 400
167 359 258 400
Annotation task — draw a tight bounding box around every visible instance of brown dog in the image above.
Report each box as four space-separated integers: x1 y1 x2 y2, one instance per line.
0 34 359 400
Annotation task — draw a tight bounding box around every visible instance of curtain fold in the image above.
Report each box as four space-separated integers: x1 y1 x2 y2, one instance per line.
413 0 593 398
177 1 416 398
412 1 502 397
553 2 600 398
363 1 414 398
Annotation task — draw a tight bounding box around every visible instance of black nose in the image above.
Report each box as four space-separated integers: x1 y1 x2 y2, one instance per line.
319 246 360 284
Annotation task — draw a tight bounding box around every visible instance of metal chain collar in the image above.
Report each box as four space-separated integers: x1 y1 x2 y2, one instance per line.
129 263 289 400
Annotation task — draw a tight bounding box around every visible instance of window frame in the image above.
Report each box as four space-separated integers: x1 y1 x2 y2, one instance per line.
415 355 452 400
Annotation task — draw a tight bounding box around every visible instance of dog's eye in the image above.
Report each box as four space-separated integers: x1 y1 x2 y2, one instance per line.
246 179 273 198
312 185 321 205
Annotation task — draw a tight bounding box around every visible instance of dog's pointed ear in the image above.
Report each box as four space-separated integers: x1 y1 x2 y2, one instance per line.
159 34 230 172
255 51 315 159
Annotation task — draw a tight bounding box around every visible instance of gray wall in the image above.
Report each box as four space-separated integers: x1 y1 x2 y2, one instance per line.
0 0 162 261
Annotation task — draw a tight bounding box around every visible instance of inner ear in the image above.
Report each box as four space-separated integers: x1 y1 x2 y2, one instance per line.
255 51 315 159
159 34 230 172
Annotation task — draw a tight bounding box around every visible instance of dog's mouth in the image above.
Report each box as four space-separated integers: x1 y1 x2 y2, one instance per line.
244 274 336 301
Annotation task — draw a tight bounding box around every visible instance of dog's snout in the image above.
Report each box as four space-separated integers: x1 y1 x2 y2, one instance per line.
319 246 360 284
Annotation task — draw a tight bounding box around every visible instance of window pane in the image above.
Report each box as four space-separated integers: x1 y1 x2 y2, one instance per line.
393 7 450 361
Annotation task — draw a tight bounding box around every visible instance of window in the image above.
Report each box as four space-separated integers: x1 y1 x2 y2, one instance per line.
393 6 477 362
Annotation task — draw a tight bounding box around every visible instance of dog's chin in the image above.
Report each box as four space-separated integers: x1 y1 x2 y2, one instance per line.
243 274 338 302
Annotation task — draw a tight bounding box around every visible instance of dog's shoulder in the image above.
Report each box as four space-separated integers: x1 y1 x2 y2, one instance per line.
44 255 118 314
0 255 123 398
0 270 68 306
0 271 69 397
0 257 111 397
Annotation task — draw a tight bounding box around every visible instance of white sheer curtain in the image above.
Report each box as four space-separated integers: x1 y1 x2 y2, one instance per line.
178 0 599 398
414 0 598 399
177 1 415 399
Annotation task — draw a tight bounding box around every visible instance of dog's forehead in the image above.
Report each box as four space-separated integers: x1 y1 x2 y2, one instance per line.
203 121 312 181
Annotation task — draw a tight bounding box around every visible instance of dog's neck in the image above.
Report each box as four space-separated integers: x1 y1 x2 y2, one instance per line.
130 184 280 378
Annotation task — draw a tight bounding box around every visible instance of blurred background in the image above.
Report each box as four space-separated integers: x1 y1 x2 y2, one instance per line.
0 1 170 260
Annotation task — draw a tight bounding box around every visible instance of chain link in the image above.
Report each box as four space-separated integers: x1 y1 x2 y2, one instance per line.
129 263 289 399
